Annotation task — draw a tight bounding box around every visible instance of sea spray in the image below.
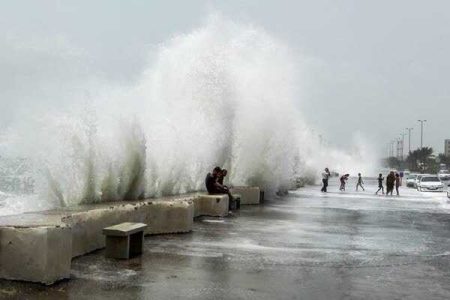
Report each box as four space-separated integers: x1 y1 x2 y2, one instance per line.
0 15 378 215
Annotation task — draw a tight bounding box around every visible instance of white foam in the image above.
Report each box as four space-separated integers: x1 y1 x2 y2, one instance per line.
0 15 376 214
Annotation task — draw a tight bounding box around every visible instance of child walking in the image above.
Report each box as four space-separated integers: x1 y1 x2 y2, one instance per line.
375 173 384 195
356 173 365 191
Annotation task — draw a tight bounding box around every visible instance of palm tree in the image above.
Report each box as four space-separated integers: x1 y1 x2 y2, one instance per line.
406 147 433 172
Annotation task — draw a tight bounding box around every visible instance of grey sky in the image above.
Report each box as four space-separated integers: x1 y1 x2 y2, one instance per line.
1 0 449 154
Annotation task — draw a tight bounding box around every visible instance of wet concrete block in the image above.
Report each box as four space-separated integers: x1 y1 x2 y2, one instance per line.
65 198 194 257
143 199 194 235
230 186 260 205
231 194 241 210
194 194 229 217
0 225 72 285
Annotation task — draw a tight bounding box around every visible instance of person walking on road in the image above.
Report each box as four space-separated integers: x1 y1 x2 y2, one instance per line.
356 173 365 191
321 168 331 192
375 173 384 195
339 174 349 191
386 171 395 196
395 173 401 196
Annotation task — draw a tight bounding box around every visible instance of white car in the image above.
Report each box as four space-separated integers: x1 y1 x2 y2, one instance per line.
414 174 427 189
438 170 450 181
417 175 444 192
406 174 418 187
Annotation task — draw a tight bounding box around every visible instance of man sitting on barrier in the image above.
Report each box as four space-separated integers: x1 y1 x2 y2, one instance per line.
205 166 222 194
205 167 236 211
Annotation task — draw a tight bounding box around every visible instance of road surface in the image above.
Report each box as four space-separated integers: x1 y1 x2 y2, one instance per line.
1 178 450 299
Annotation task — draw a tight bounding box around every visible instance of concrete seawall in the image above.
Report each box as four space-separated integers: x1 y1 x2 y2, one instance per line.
66 197 196 258
0 188 261 284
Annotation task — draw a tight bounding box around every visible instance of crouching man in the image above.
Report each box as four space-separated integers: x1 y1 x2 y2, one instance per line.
205 167 237 211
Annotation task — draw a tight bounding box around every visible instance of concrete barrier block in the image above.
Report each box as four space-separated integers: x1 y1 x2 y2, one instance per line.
65 198 194 258
0 225 72 285
230 186 260 205
194 194 229 217
0 194 198 284
143 199 194 235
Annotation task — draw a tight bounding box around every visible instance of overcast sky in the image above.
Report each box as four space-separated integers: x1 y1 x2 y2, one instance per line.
1 0 449 155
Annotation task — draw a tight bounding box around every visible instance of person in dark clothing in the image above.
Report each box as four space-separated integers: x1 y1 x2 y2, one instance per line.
386 171 395 196
339 174 349 191
205 167 235 211
205 166 222 194
321 168 331 192
395 173 401 196
356 173 365 191
375 173 384 195
218 169 228 186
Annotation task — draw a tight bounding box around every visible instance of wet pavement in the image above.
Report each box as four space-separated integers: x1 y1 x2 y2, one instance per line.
1 179 450 299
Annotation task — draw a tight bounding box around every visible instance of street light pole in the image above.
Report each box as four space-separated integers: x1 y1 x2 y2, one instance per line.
391 141 394 157
400 133 406 161
405 127 413 154
417 120 427 149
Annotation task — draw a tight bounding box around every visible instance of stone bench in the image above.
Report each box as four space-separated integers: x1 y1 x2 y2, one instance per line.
103 222 147 259
230 186 261 205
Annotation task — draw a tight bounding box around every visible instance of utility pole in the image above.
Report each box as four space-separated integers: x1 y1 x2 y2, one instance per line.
405 127 413 154
396 139 401 160
417 120 427 149
390 140 395 157
400 133 406 161
417 120 427 173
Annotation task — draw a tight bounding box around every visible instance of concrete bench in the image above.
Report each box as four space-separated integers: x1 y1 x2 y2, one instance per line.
102 222 147 259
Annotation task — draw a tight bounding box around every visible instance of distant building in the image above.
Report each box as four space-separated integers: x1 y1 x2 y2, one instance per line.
445 139 450 157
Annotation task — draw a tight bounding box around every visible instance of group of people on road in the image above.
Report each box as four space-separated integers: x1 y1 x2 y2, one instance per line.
375 171 401 196
321 168 402 196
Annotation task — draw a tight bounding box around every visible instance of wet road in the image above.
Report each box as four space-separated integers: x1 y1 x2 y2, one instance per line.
1 179 450 299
